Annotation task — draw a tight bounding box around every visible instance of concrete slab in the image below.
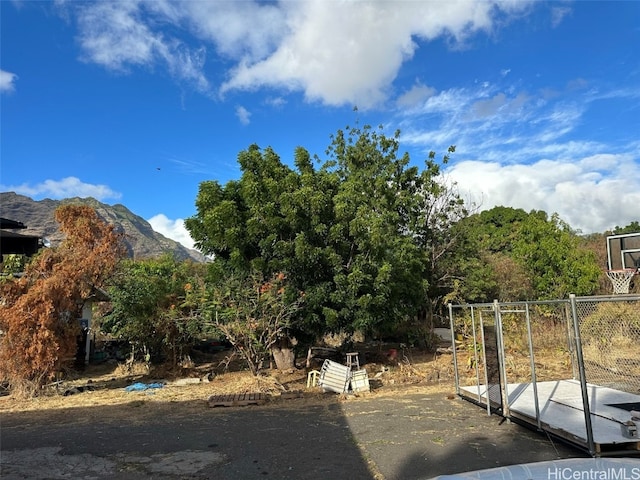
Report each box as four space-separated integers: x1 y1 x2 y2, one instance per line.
460 380 640 452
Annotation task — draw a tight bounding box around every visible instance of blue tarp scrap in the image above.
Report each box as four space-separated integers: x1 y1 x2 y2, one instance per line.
124 382 164 392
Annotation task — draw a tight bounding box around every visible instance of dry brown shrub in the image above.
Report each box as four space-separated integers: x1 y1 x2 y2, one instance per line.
0 205 125 394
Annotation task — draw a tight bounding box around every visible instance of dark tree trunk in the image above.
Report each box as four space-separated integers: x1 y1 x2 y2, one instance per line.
271 338 296 371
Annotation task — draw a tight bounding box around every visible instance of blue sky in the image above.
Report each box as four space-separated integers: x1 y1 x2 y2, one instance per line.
1 0 639 250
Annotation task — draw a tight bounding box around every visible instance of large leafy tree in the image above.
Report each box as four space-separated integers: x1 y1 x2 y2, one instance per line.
321 126 443 336
512 212 600 298
454 207 600 301
186 145 336 365
101 255 208 366
0 205 125 393
187 125 462 359
450 207 537 302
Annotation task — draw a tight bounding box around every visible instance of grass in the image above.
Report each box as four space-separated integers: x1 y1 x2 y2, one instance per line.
0 344 458 415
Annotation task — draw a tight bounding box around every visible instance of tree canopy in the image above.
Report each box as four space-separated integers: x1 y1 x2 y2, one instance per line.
613 221 640 235
453 207 601 301
0 139 628 387
102 254 208 366
186 125 463 344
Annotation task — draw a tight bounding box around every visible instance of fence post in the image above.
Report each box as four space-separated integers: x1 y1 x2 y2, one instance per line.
494 300 510 419
569 294 596 456
524 302 542 430
448 303 460 396
470 307 483 408
478 307 492 415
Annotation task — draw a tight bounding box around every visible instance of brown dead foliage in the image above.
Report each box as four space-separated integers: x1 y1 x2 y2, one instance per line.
0 205 125 391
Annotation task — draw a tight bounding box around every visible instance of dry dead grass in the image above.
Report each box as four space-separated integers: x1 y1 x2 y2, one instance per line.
0 346 458 416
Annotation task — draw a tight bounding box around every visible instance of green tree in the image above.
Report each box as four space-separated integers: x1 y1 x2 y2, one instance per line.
1 254 27 276
512 213 600 298
102 255 208 367
613 221 640 235
204 272 303 375
455 207 600 301
187 124 463 356
186 144 338 365
321 128 464 341
451 207 534 302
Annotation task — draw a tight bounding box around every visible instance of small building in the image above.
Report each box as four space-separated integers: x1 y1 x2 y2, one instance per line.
78 287 111 366
0 218 46 257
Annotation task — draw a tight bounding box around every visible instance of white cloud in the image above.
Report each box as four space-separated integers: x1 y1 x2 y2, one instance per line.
68 0 533 107
182 1 286 62
76 2 158 69
446 152 640 233
235 105 251 125
1 177 121 201
0 69 18 93
147 213 194 249
398 80 603 166
551 6 572 28
472 93 508 118
397 82 436 108
219 1 533 107
392 69 639 235
264 96 286 108
74 1 209 92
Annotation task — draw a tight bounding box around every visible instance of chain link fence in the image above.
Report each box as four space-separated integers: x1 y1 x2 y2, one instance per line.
449 295 640 398
573 296 640 394
448 294 640 455
448 300 576 410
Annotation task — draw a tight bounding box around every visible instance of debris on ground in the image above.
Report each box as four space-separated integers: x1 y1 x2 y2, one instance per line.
63 385 96 396
173 378 205 386
124 382 164 392
208 393 266 407
317 355 371 394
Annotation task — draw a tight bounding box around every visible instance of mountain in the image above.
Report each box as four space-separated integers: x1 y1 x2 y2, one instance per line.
0 192 207 263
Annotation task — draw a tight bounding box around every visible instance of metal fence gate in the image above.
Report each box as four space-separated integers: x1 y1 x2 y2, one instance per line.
448 294 640 456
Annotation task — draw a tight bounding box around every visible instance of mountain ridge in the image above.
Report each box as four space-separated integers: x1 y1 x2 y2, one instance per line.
0 192 206 263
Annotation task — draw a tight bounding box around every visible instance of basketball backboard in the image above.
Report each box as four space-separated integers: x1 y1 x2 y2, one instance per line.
606 232 640 271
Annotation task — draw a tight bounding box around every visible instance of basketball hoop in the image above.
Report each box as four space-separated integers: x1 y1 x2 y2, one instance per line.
606 269 637 294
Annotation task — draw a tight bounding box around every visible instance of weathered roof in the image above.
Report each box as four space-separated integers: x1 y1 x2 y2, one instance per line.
0 218 27 229
0 218 44 256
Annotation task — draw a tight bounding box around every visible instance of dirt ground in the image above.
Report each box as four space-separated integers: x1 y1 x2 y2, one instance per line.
0 343 456 416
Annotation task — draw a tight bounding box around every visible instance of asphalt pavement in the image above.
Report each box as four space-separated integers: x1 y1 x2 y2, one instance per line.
1 392 588 480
